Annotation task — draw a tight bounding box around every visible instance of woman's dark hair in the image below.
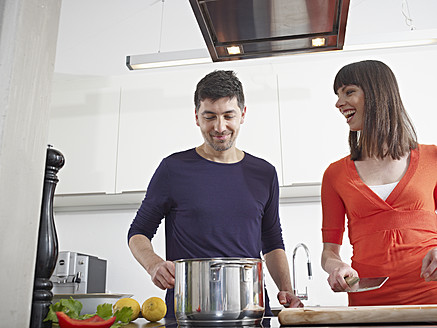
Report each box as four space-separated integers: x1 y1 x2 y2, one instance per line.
194 70 245 113
333 60 417 160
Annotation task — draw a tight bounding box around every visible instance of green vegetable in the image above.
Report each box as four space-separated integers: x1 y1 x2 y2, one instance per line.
44 297 133 328
45 298 83 322
112 307 133 324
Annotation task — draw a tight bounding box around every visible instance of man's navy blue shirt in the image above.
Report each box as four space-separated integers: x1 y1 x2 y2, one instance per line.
128 148 285 316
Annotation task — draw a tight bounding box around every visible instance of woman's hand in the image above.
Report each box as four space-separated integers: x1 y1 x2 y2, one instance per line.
322 243 358 292
421 248 437 282
327 264 358 292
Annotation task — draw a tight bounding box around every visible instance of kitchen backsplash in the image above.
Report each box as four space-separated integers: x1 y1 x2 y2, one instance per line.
53 201 352 308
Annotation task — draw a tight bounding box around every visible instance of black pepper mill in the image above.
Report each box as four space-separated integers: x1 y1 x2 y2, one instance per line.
30 146 65 328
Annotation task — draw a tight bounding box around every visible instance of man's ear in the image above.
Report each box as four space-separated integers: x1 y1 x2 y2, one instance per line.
240 106 247 124
195 108 200 126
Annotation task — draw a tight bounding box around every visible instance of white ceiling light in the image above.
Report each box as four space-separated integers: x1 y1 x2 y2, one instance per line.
126 0 211 70
126 49 211 70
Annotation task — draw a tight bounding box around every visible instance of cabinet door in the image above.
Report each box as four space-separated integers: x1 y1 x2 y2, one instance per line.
383 46 437 146
48 80 120 194
116 64 283 192
277 53 350 185
116 67 207 193
233 65 283 184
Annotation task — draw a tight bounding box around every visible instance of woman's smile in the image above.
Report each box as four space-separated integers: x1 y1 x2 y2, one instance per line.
335 85 365 131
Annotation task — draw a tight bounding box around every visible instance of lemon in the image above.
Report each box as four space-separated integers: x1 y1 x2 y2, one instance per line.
141 297 167 322
113 297 141 321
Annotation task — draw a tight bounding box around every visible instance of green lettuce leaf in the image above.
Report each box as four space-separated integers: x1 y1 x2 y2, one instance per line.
114 306 133 323
96 303 114 320
43 297 82 322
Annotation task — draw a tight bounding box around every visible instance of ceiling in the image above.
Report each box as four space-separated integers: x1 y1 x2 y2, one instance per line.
53 0 437 76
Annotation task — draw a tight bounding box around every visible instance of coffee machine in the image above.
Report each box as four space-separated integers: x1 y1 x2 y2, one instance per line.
50 251 107 294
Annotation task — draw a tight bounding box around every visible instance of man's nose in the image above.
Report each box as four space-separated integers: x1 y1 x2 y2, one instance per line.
214 117 226 132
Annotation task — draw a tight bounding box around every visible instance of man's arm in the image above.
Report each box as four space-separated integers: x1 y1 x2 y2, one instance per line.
264 248 303 308
128 234 175 290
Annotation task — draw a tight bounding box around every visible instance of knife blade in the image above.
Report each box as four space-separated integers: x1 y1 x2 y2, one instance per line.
344 276 389 292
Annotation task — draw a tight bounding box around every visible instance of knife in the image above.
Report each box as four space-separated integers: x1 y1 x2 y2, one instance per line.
344 276 389 292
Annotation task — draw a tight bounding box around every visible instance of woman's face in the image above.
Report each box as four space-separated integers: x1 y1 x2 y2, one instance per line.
335 84 365 131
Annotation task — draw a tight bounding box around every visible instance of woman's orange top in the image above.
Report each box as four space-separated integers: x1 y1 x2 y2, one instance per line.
322 144 437 305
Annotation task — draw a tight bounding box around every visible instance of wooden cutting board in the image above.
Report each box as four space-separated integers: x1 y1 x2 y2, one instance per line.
278 305 437 326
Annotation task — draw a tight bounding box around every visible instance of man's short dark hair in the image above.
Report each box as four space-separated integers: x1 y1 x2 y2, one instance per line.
194 70 245 112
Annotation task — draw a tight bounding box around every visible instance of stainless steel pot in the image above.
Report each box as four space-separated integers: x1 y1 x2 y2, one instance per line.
174 258 265 326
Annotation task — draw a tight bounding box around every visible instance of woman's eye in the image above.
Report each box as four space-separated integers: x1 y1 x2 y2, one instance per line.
346 89 355 95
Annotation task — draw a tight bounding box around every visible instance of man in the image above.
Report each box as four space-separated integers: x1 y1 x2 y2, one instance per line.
128 70 302 317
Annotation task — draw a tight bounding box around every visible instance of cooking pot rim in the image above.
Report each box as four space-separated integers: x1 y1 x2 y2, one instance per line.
174 257 263 263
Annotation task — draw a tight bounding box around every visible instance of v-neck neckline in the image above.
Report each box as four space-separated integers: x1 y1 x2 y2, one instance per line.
346 146 420 207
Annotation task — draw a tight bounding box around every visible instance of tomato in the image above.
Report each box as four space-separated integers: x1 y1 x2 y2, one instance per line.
56 312 116 328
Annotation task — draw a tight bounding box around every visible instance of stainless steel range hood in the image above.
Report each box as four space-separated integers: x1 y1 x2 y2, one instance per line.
189 0 350 62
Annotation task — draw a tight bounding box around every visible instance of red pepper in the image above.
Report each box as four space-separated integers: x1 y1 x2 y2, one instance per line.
81 315 105 323
56 312 116 328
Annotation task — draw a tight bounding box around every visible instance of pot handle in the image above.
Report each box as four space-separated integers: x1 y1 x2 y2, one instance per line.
210 261 258 268
210 262 256 282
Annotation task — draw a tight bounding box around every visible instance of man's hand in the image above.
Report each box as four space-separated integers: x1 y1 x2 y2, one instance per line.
327 264 358 292
277 291 303 308
421 248 437 282
128 235 175 290
150 260 175 290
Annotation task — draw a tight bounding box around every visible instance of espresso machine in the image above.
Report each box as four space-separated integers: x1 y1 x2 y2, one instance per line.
50 251 107 294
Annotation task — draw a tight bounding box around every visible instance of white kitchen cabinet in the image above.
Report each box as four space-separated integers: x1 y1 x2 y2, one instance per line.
232 65 283 184
49 44 437 205
277 52 350 186
383 46 437 146
115 64 283 192
115 67 206 193
48 76 120 194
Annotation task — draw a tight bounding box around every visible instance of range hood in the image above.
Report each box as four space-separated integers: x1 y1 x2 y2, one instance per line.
189 0 350 62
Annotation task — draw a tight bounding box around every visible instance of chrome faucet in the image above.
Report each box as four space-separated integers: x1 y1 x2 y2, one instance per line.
292 243 312 300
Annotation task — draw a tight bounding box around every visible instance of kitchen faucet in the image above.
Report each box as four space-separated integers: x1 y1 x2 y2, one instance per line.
292 243 312 300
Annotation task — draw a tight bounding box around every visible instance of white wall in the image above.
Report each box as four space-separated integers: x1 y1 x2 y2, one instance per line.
54 208 167 304
53 201 352 308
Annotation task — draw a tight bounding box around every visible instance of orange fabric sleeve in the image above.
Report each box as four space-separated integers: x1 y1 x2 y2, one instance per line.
321 160 346 245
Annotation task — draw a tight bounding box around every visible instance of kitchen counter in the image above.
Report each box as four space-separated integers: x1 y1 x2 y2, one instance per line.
120 317 437 328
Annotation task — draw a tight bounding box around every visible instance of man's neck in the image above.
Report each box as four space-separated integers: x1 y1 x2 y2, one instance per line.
195 144 244 163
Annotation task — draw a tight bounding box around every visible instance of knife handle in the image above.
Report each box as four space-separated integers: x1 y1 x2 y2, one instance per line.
345 276 360 287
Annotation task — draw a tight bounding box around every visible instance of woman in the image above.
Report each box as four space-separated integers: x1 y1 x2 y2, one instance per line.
321 59 437 305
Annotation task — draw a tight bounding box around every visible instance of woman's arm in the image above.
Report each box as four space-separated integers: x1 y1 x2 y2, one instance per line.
321 242 358 292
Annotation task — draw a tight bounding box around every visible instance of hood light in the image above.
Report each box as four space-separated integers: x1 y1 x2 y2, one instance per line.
312 38 326 47
226 45 242 55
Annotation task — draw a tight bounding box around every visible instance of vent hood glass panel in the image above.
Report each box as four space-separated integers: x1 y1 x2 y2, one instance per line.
189 0 350 61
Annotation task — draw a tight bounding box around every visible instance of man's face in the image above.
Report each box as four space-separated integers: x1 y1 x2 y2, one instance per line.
195 97 245 152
